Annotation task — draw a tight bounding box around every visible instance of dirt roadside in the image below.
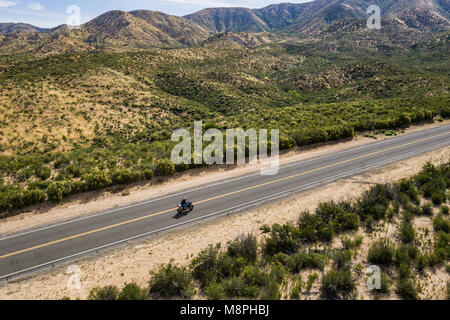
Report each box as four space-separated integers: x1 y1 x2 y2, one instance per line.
0 144 448 300
1 120 448 236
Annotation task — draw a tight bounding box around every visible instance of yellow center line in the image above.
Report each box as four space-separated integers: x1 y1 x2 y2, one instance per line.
1 131 449 259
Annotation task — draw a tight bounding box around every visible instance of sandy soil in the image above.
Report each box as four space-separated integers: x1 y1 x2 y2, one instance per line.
1 120 448 237
0 145 448 300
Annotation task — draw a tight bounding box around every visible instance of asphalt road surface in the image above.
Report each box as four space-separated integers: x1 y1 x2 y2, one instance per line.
1 124 449 281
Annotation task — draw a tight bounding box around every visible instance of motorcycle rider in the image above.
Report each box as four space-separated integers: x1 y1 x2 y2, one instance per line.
180 197 189 210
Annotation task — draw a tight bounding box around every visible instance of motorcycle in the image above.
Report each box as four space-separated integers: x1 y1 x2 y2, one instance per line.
177 202 194 215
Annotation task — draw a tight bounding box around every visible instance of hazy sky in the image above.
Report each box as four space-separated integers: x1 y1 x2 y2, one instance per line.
0 0 313 28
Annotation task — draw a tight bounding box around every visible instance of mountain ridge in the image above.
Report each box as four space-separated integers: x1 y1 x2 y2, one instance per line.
0 0 448 54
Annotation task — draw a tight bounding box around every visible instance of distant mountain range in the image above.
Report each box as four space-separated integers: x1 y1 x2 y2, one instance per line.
0 0 448 54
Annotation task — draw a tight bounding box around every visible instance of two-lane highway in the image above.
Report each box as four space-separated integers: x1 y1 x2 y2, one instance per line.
0 124 449 281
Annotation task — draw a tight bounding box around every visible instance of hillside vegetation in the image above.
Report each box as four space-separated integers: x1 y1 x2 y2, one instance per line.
0 28 449 215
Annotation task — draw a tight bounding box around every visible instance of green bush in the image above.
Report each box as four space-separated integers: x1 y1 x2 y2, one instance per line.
415 253 429 271
261 276 282 300
306 273 319 291
421 202 433 216
394 244 419 266
379 272 391 294
191 244 223 288
320 269 355 299
47 182 64 202
285 251 327 272
149 263 195 299
356 184 394 221
264 223 301 256
431 192 446 205
227 234 258 264
298 213 334 243
205 282 225 300
88 285 120 300
397 179 420 205
154 159 175 176
440 205 449 215
36 166 51 180
433 215 450 233
368 239 395 265
83 170 112 190
341 235 363 250
222 277 259 298
143 168 154 180
290 281 302 299
111 169 141 185
396 278 418 300
241 265 266 288
333 250 352 270
399 221 416 243
118 283 148 300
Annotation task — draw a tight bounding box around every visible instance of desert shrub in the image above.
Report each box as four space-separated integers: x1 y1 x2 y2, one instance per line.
320 269 355 299
149 263 195 299
83 170 112 190
355 184 394 221
222 277 259 298
415 253 429 271
292 126 353 147
402 209 415 223
379 272 391 294
367 239 395 265
261 276 282 300
421 202 434 216
191 244 223 288
306 273 319 291
118 283 148 300
227 234 258 264
399 221 416 243
142 168 153 180
154 159 175 176
440 205 449 215
394 244 419 266
396 179 420 205
46 182 64 202
88 285 120 300
241 265 266 288
333 250 352 270
431 231 449 264
216 255 248 279
396 278 418 300
431 192 446 205
205 282 225 300
398 192 411 207
341 235 363 250
36 166 51 180
290 278 302 299
298 212 334 243
433 215 450 233
280 251 326 272
315 201 359 232
264 223 301 256
398 263 412 280
111 169 141 185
